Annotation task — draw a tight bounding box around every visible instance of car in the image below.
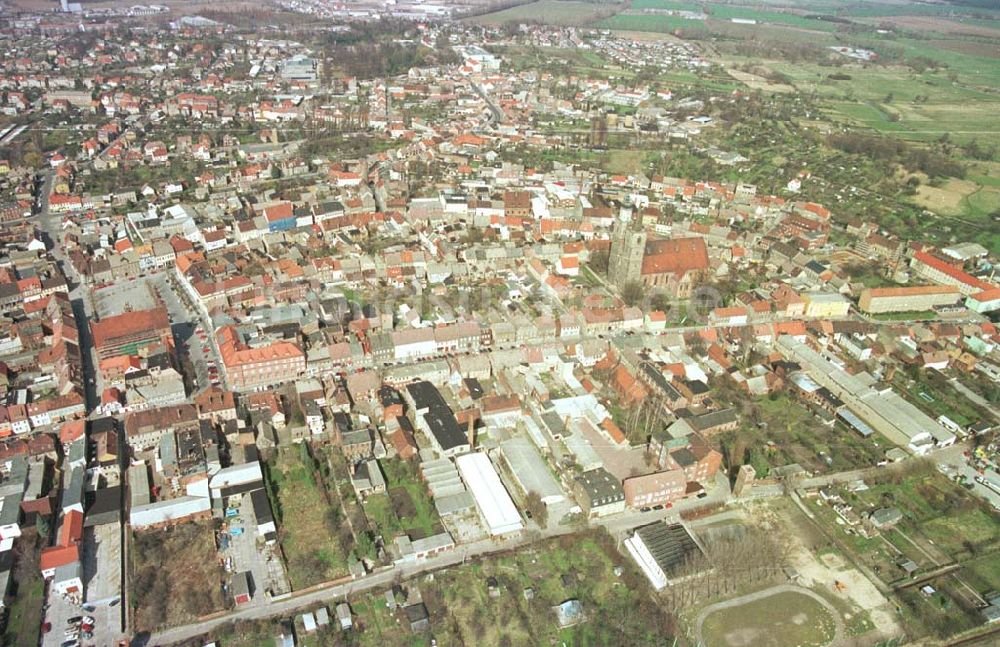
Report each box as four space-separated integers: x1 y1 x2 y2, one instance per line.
81 631 93 640
67 616 83 625
82 616 94 625
61 640 79 647
65 628 79 637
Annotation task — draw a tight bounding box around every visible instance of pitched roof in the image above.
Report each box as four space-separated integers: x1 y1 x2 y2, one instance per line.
641 237 709 276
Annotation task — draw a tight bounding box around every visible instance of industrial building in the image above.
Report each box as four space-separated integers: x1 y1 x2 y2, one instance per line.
777 335 955 453
624 522 707 591
455 452 523 536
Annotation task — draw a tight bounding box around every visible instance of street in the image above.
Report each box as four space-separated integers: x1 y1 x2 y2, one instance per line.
148 471 730 645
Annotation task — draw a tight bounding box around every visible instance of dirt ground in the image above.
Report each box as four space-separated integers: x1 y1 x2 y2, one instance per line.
726 69 796 94
754 501 904 643
912 177 981 216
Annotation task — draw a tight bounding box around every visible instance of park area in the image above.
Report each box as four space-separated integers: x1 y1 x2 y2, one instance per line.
698 588 839 647
129 521 227 632
265 445 351 589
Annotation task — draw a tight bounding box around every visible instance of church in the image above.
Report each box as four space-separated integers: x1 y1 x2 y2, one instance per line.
608 219 709 299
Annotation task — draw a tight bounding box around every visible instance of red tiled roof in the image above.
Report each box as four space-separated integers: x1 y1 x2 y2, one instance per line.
641 237 709 276
91 307 169 350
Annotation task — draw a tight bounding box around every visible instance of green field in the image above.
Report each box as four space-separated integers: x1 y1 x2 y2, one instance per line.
700 590 837 647
362 459 442 540
266 446 350 589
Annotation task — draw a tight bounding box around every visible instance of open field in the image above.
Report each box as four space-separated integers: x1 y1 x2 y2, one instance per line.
130 521 226 632
266 445 350 589
699 589 838 647
863 15 1000 38
468 0 622 27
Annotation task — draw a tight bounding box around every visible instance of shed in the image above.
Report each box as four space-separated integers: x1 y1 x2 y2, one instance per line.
336 602 353 630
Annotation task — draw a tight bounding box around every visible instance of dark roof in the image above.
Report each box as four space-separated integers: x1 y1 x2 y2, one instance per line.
84 486 121 527
250 488 273 526
574 468 624 505
688 408 738 432
634 522 705 578
407 381 466 451
463 378 484 400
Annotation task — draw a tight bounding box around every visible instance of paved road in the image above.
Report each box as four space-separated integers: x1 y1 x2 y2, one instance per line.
148 473 730 645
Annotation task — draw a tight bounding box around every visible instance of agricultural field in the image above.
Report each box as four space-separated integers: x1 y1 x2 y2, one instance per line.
468 0 623 27
265 445 351 589
129 521 227 632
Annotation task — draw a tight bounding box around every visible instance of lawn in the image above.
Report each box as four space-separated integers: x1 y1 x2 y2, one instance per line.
363 458 442 541
700 590 837 647
958 553 1000 593
266 445 351 589
130 521 227 632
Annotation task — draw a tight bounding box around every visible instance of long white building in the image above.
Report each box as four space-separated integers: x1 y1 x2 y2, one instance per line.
456 452 523 536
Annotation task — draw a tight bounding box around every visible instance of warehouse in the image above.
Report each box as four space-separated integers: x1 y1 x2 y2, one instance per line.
777 335 955 453
624 522 706 591
498 437 565 506
456 452 523 536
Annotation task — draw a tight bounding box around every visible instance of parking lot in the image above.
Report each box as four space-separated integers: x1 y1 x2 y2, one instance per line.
221 492 291 606
148 273 225 393
41 523 124 647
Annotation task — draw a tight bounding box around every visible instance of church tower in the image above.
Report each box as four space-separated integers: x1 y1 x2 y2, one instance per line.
608 216 646 289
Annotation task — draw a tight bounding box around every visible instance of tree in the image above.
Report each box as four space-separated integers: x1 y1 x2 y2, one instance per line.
524 491 548 529
621 281 644 306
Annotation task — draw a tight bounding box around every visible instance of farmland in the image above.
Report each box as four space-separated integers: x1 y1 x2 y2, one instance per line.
468 0 623 27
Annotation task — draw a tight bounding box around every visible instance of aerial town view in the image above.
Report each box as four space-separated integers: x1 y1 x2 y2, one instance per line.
0 0 998 645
